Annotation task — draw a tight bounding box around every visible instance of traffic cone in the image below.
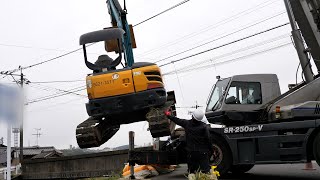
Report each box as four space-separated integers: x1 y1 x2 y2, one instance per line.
302 161 316 170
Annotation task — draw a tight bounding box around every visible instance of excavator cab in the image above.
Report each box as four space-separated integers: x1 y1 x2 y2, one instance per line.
80 28 124 73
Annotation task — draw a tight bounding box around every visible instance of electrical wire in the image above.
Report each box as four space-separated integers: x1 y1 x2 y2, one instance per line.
29 80 85 84
163 42 292 76
27 97 86 113
138 0 279 56
28 84 87 100
0 43 80 53
155 11 286 64
159 23 290 67
21 44 95 70
26 87 86 105
162 33 290 75
133 0 191 27
0 43 95 76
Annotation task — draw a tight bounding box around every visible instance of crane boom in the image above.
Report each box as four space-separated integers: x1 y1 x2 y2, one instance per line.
289 0 320 73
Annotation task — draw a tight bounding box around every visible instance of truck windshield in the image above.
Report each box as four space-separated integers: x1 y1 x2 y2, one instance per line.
206 78 230 111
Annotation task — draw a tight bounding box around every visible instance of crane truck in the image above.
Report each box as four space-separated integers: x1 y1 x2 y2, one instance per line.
201 0 320 174
126 0 320 176
75 0 320 176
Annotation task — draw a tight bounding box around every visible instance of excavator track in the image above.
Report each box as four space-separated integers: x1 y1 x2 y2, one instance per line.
76 117 120 148
77 91 177 148
146 100 177 138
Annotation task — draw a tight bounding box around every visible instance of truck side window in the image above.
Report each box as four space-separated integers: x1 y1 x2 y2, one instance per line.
225 82 262 104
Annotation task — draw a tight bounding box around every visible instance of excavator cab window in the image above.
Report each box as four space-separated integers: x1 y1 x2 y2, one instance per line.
79 28 125 73
225 81 262 104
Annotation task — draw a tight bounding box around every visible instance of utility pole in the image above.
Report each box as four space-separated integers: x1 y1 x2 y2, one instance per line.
19 67 24 167
0 67 25 170
32 128 42 146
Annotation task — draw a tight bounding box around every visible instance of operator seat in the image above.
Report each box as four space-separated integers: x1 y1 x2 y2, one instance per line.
94 55 115 73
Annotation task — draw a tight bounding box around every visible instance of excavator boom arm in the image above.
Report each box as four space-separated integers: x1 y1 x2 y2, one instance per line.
107 0 135 67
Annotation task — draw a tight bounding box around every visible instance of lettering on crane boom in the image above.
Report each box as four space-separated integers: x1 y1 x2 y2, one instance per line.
224 125 264 134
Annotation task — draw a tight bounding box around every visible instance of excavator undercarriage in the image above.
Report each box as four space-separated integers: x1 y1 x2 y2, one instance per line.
76 92 176 148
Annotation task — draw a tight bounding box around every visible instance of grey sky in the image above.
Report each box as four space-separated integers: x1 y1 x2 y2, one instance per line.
0 0 316 149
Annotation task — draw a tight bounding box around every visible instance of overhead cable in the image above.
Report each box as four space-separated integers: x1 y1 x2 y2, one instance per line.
163 42 292 76
26 87 86 105
28 84 87 100
0 43 95 75
133 0 191 27
29 80 85 84
27 97 86 113
159 23 290 67
139 0 279 56
163 33 290 74
155 11 286 63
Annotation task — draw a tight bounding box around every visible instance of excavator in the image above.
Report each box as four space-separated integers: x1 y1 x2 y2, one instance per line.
76 0 176 148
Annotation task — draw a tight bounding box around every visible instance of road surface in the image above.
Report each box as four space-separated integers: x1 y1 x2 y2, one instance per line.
154 162 320 180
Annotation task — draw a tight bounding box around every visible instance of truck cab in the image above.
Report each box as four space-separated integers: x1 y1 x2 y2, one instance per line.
205 74 281 126
203 74 320 175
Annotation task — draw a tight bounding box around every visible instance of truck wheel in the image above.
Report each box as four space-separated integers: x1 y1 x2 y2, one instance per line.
230 164 254 174
210 135 232 175
313 132 320 166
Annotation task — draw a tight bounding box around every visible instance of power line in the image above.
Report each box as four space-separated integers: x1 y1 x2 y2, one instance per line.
138 0 279 56
28 84 87 101
0 43 95 76
159 23 290 67
163 33 290 75
163 42 292 76
21 44 92 70
26 83 86 104
29 80 85 84
133 0 191 27
155 11 286 63
26 87 86 105
0 43 78 52
0 43 100 55
27 96 86 113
